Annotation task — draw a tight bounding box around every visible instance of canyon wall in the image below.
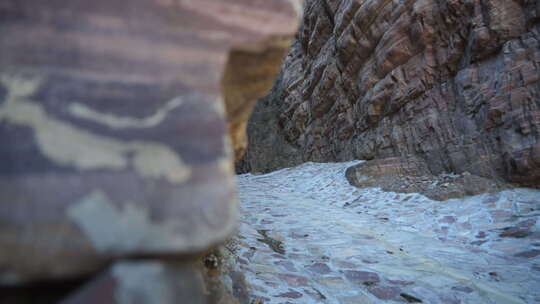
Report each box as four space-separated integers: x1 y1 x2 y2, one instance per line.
241 0 540 187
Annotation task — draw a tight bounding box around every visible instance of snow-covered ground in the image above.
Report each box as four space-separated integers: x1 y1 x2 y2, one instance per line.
234 161 540 303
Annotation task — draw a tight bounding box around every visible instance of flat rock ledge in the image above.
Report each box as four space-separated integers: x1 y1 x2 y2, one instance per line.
346 157 509 201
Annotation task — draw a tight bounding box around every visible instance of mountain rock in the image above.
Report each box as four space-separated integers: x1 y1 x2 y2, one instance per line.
345 157 505 201
242 0 540 188
0 0 302 287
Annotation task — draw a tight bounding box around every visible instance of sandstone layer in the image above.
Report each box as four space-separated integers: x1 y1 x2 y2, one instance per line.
345 157 505 201
0 0 302 296
241 0 540 187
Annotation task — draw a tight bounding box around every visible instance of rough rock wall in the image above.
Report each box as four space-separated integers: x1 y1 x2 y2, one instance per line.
0 0 301 302
242 0 540 187
223 37 299 162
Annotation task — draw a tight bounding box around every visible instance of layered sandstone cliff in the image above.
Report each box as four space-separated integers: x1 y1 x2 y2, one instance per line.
241 0 540 187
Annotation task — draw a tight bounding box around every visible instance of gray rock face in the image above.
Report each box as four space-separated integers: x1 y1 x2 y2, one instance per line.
242 0 540 187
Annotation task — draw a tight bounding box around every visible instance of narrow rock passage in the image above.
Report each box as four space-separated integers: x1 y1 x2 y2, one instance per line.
234 161 540 304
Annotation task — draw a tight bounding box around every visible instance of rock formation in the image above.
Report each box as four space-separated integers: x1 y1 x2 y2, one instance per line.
242 0 540 187
0 0 301 302
345 157 505 201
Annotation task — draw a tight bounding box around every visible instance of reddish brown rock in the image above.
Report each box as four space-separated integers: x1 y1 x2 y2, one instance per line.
343 270 380 285
0 0 302 285
345 157 505 200
242 0 540 188
368 286 401 300
278 273 310 287
276 290 304 299
306 262 332 274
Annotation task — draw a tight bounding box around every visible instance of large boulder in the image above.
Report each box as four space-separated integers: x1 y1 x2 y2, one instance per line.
345 157 504 201
243 0 540 187
0 0 302 285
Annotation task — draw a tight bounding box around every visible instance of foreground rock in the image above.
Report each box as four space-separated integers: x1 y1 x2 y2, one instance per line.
345 157 506 201
60 261 210 304
235 161 540 303
242 0 540 187
0 0 303 300
60 252 249 304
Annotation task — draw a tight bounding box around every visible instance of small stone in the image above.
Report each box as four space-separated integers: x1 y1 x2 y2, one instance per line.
303 287 327 300
368 286 401 300
439 216 457 224
317 277 348 290
483 194 500 205
361 259 379 264
514 249 540 258
476 231 487 239
470 240 487 246
290 232 309 239
338 294 373 304
499 227 531 238
274 260 298 272
401 293 423 303
306 263 332 275
276 290 303 299
489 210 513 222
333 260 357 268
344 270 380 285
278 273 309 287
451 286 474 293
518 219 536 228
388 280 415 286
264 281 278 288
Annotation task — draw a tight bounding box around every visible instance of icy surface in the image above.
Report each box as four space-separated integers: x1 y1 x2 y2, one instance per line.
235 161 540 303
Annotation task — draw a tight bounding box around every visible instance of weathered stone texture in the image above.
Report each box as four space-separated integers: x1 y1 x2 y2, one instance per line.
345 157 505 200
60 261 210 304
0 0 302 291
243 0 540 187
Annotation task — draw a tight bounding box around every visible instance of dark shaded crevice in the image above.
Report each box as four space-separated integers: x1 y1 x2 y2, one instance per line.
0 276 91 304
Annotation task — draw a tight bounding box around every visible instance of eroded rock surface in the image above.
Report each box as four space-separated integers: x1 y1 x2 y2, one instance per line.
242 0 540 187
0 0 302 295
235 161 540 303
345 157 507 201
